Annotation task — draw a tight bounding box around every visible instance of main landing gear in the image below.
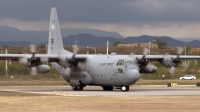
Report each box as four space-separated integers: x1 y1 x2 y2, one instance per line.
72 84 85 91
121 86 129 92
102 86 129 91
102 86 114 91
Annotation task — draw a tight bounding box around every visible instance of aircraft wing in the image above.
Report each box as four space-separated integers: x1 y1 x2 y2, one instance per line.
0 54 59 62
0 54 88 62
135 55 200 61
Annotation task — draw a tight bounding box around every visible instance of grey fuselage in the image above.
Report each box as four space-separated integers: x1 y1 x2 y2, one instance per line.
52 54 140 87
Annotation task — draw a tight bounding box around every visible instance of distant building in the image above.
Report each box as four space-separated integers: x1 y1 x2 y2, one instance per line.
117 43 158 48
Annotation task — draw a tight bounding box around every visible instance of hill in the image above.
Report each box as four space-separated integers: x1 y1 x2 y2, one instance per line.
62 34 200 48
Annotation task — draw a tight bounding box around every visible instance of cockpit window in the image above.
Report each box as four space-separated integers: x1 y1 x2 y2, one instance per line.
116 59 124 66
125 61 136 65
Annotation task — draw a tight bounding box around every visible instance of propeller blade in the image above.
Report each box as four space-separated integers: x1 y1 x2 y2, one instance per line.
30 67 37 75
72 45 79 54
169 66 175 75
30 44 36 53
64 68 71 76
181 61 189 70
19 57 28 64
77 61 86 70
177 47 184 55
58 54 67 62
40 57 49 63
143 48 149 55
129 52 136 60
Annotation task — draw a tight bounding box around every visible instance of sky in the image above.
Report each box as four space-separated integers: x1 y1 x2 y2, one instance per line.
0 0 200 38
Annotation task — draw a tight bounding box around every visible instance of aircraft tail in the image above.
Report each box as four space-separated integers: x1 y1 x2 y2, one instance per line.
47 7 64 54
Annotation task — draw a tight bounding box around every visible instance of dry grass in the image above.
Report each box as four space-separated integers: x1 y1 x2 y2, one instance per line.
0 96 200 112
1 79 200 86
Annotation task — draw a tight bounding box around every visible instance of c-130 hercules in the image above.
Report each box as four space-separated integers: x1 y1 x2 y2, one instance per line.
1 7 200 91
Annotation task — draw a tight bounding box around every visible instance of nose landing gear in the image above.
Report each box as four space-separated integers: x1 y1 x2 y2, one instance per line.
121 86 129 92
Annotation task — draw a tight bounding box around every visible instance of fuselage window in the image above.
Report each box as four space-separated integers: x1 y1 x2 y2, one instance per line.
118 68 123 73
51 38 54 45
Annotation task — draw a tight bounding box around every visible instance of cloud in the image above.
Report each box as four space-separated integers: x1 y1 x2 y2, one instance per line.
0 18 49 31
1 18 200 38
0 0 200 38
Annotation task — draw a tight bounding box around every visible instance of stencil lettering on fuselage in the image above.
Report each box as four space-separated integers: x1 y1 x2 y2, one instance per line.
99 63 114 66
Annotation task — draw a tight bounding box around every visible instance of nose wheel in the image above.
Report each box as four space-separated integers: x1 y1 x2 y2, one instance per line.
121 86 129 92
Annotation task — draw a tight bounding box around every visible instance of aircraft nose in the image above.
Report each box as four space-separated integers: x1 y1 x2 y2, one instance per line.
124 69 140 85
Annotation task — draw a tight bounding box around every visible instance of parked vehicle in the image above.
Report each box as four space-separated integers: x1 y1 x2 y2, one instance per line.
179 75 196 80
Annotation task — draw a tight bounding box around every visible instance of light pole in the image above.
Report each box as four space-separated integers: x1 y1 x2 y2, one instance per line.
148 40 156 55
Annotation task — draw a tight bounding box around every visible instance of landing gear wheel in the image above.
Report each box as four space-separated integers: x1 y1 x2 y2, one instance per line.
121 86 129 92
72 87 78 90
72 85 84 91
78 86 84 91
102 86 114 91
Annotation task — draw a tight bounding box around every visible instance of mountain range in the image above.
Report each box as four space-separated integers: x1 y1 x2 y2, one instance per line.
0 25 200 47
63 34 200 48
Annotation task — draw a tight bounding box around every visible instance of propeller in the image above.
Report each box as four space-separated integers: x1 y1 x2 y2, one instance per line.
30 66 37 75
166 47 189 74
59 45 85 76
129 47 150 66
40 57 49 63
169 66 175 75
129 48 157 73
30 44 36 53
143 47 150 56
64 67 71 77
139 47 150 66
19 44 49 75
129 52 136 60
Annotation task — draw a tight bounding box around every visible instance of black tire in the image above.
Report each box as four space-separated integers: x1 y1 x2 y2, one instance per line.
191 78 194 80
72 87 78 90
78 86 84 91
121 86 129 92
72 86 84 91
102 86 113 91
182 78 185 80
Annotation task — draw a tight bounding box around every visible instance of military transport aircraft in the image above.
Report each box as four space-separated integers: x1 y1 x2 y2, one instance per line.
0 7 200 91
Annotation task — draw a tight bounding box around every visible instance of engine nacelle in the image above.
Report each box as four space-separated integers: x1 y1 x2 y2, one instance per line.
36 65 50 73
140 64 157 73
160 58 176 67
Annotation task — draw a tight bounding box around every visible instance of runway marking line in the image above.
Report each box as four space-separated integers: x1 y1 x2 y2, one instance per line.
1 89 79 97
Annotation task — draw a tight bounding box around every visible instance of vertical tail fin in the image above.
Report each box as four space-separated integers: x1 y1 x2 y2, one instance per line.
47 7 64 54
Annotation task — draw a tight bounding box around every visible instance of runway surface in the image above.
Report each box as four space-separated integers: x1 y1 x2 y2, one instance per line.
0 85 200 96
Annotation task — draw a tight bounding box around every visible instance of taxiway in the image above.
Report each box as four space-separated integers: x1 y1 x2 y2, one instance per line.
0 86 199 96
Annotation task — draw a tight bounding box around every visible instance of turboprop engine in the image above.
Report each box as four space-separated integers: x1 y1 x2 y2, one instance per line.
19 44 50 75
129 48 157 73
159 47 188 74
139 64 157 73
58 45 86 76
20 57 50 73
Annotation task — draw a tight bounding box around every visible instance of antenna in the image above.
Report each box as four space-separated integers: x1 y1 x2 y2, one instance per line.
75 28 78 46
